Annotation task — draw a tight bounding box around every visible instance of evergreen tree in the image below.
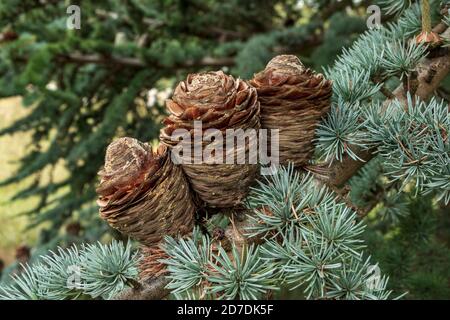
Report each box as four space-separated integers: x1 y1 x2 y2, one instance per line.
0 0 449 300
0 0 371 246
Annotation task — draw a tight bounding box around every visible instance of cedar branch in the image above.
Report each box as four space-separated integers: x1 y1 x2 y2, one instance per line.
56 54 235 69
317 26 450 190
116 26 450 300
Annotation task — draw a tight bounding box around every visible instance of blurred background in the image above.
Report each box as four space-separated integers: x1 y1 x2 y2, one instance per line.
0 0 449 298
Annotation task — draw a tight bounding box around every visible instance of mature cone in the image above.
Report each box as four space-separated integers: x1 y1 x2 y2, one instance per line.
96 137 195 246
250 55 332 167
160 71 260 208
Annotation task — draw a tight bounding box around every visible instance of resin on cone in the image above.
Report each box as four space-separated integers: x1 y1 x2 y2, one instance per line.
160 71 260 208
250 55 332 167
96 137 195 246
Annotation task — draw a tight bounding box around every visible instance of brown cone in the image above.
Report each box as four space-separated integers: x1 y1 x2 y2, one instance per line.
160 71 260 208
97 137 196 246
139 245 169 280
250 55 332 167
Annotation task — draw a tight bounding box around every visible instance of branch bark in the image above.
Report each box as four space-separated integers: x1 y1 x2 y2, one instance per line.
114 277 170 300
57 53 236 69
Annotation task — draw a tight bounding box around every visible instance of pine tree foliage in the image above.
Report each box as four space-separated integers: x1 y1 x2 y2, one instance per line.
316 102 365 162
207 245 278 300
161 230 212 297
161 228 279 300
0 240 139 300
380 40 427 79
161 166 397 300
349 157 411 223
364 96 450 202
379 0 413 17
364 196 450 299
317 2 449 205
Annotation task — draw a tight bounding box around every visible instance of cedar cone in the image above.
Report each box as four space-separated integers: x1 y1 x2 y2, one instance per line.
160 71 260 208
250 55 332 167
97 137 196 246
139 245 169 280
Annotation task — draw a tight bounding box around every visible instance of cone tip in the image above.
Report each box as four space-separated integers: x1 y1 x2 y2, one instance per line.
266 54 305 73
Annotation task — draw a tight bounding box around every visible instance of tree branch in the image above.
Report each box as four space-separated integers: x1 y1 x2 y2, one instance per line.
316 26 450 190
114 277 170 300
56 54 235 69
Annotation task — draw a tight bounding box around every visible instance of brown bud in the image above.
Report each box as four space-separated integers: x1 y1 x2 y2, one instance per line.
415 31 443 47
